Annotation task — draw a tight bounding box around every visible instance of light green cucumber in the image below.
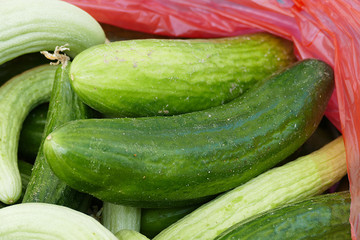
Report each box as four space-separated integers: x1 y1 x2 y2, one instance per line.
0 203 117 239
22 63 92 212
102 202 141 234
153 136 347 239
69 33 296 117
0 65 57 204
0 160 32 208
0 0 105 65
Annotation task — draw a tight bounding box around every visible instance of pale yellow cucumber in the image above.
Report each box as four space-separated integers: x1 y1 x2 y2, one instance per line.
0 0 105 65
0 203 118 239
0 65 57 204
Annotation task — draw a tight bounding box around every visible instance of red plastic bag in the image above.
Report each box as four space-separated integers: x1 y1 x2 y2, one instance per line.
64 0 360 238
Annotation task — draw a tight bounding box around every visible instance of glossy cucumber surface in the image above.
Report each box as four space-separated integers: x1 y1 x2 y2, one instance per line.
44 59 334 208
70 33 296 117
153 136 347 240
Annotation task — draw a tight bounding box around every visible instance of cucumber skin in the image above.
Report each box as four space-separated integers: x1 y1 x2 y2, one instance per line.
22 63 92 212
215 191 351 240
70 33 296 117
43 59 334 208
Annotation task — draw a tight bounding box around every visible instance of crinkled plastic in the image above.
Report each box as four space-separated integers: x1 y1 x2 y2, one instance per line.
63 0 360 238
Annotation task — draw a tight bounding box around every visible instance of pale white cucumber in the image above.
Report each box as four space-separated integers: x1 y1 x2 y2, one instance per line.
0 202 118 240
154 136 347 240
0 65 57 204
0 0 105 65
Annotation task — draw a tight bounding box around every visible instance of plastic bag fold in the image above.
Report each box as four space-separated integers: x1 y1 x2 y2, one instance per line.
63 0 360 238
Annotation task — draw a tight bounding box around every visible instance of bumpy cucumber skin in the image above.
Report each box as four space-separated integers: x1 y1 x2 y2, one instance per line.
44 59 334 208
70 33 296 117
215 191 351 240
0 65 57 205
0 0 105 65
22 63 92 212
18 103 48 161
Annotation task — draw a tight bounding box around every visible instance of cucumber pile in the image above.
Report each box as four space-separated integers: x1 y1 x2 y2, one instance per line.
0 0 348 239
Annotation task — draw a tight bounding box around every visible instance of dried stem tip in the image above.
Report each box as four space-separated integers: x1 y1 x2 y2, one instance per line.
40 44 70 69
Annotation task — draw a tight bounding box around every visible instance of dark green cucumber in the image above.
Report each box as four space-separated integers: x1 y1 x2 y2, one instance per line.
70 33 296 117
43 59 334 208
18 103 48 161
153 136 346 239
215 191 351 240
141 205 199 238
22 63 92 212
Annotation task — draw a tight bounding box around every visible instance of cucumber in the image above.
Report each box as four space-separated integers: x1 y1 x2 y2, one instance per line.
0 65 57 205
43 59 334 208
215 191 351 240
44 59 334 208
153 136 347 240
0 0 105 65
102 202 141 234
18 103 48 161
69 33 296 117
141 205 199 238
22 63 92 212
0 203 118 240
